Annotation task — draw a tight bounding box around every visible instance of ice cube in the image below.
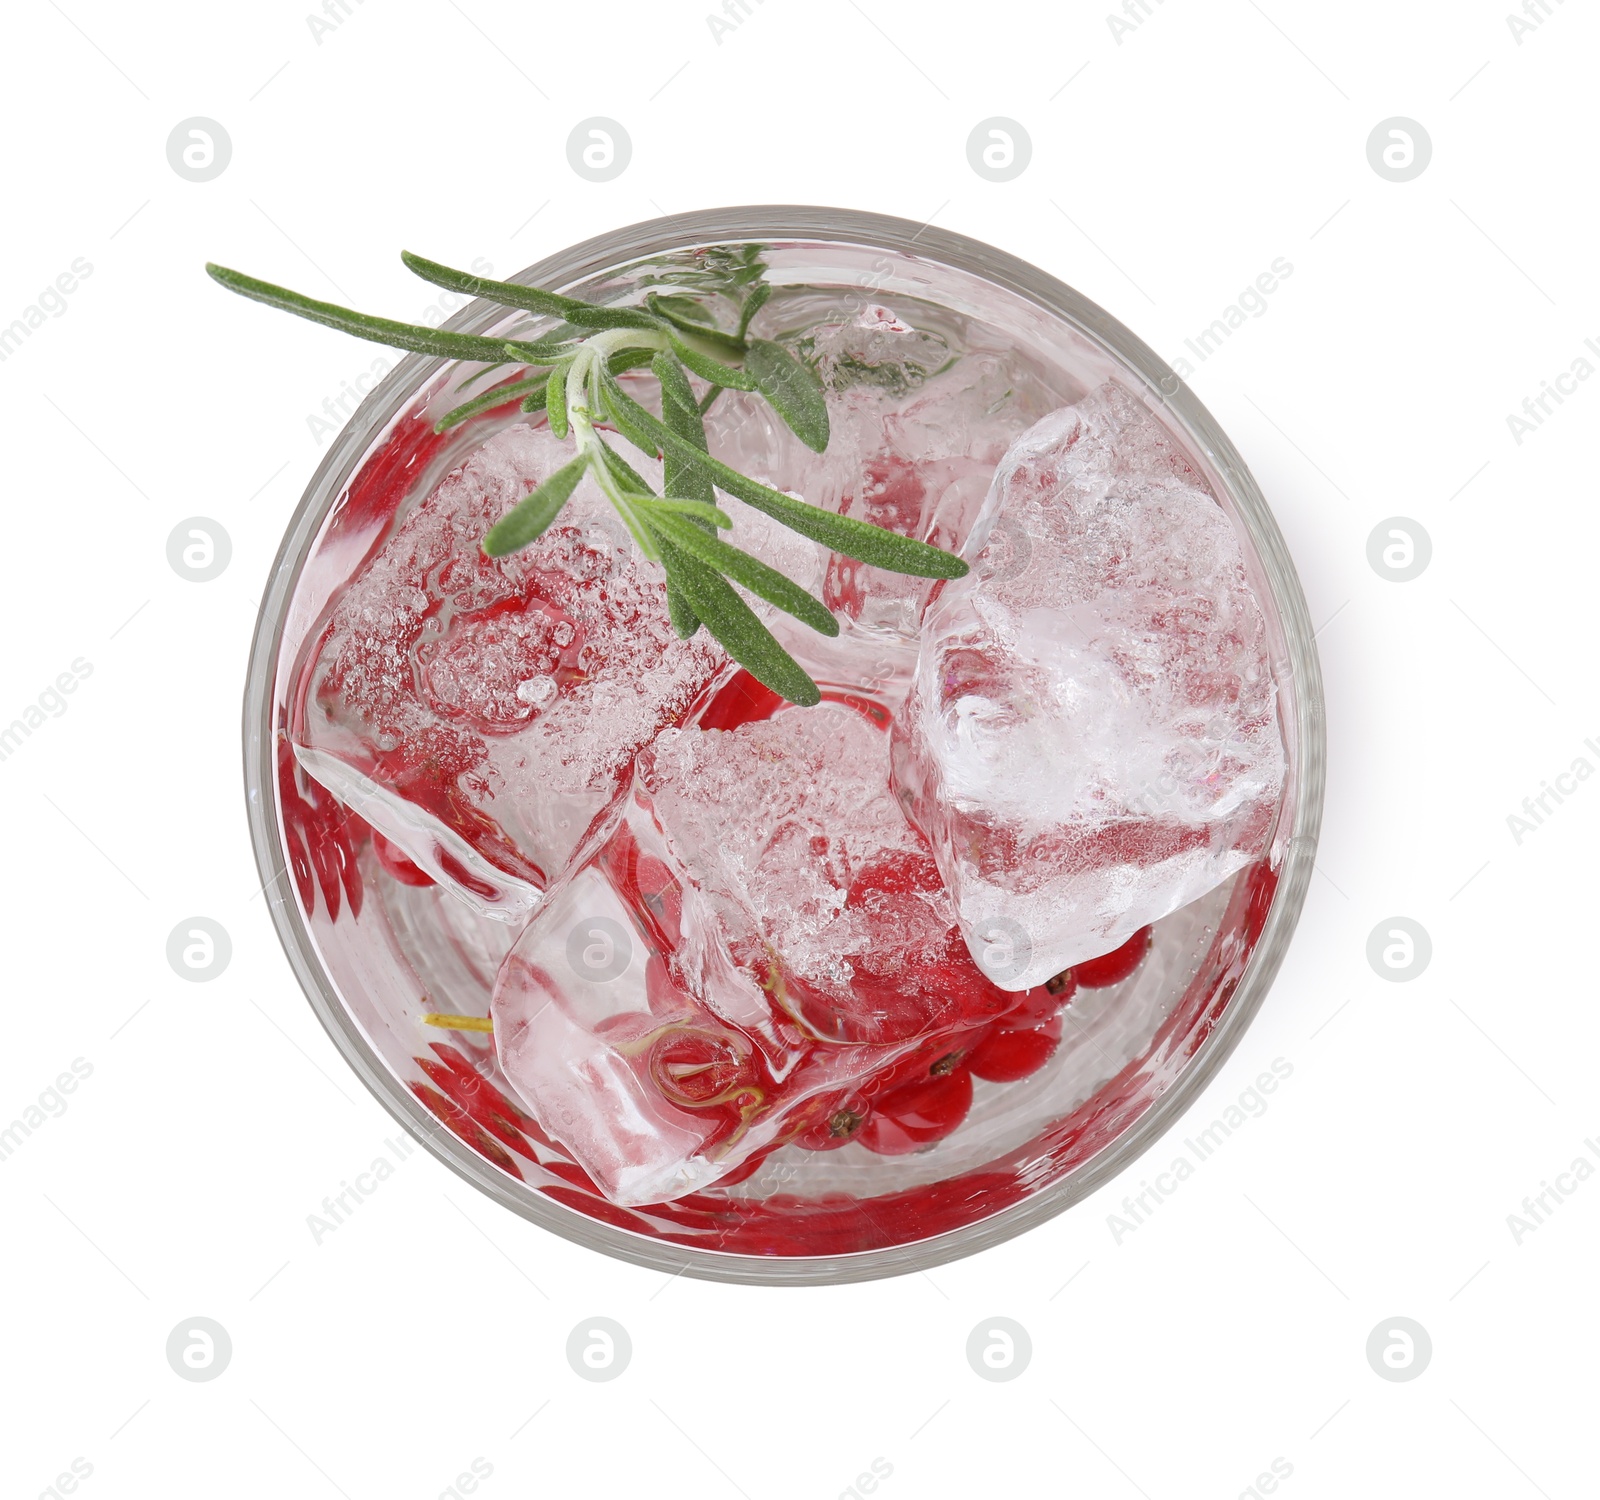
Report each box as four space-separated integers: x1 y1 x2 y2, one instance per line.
644 703 1012 1046
807 303 951 395
489 812 934 1204
292 421 725 919
489 700 1012 1204
892 382 1287 991
490 860 735 1204
705 320 1064 710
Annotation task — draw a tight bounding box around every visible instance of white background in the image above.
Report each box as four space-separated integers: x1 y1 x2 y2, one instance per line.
1 1 1594 1496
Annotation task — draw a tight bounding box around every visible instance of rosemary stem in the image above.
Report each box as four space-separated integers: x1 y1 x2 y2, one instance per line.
587 326 668 361
421 1013 494 1032
566 344 659 560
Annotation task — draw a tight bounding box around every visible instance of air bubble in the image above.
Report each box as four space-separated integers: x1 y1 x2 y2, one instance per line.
515 675 558 710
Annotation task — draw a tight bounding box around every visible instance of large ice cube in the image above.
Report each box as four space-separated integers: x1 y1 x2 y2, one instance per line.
489 701 1012 1203
293 422 724 919
644 704 1012 1046
892 383 1287 991
489 817 920 1204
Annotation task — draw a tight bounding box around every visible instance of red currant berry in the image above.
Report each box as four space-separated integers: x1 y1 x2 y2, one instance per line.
860 1040 972 1101
713 1148 773 1187
796 1102 871 1152
1006 969 1078 1025
858 1067 973 1155
1073 926 1152 989
966 1017 1062 1083
646 1028 750 1108
696 670 784 731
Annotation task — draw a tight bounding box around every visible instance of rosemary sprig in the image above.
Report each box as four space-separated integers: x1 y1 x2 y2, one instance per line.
205 250 969 705
204 265 577 364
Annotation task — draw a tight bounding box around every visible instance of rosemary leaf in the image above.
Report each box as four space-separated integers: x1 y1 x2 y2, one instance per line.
456 361 509 393
436 349 655 432
666 586 701 641
597 435 703 637
656 537 821 706
482 453 588 556
205 264 574 364
602 376 968 580
736 476 965 579
652 348 699 422
745 338 829 453
546 364 570 440
595 438 652 494
436 373 548 432
597 377 660 456
647 292 748 355
651 360 735 574
737 282 772 339
402 251 661 332
653 352 716 506
639 496 733 529
644 508 838 635
606 346 664 378
541 320 602 344
666 330 757 391
646 293 715 325
653 351 717 638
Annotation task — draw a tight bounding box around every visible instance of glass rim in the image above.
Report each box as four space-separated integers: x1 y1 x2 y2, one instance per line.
242 204 1327 1286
